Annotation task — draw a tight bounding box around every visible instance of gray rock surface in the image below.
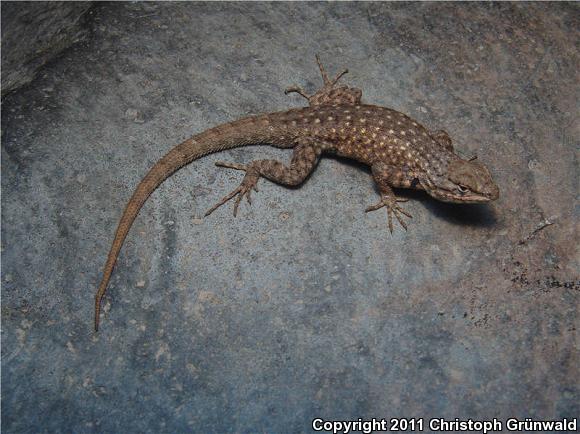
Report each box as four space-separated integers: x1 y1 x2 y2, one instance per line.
1 1 93 97
2 3 578 433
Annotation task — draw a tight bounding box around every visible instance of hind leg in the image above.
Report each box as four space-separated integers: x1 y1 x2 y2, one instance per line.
205 141 322 217
285 54 361 106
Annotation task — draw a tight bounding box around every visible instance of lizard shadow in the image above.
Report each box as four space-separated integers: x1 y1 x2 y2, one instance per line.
414 194 499 228
329 156 499 229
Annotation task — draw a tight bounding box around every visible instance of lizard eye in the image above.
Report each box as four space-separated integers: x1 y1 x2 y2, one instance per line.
458 185 469 194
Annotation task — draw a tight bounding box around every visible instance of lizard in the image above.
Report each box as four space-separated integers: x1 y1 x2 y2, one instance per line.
94 55 499 331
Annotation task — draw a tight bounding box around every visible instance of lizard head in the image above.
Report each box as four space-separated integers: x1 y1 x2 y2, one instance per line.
422 157 500 204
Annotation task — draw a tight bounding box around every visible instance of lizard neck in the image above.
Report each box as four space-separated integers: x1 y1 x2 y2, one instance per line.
417 147 459 192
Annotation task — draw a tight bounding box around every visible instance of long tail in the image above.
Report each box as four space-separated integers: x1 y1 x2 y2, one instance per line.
94 115 281 331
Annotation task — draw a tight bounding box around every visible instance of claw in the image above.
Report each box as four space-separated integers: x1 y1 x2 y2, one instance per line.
205 163 260 217
205 186 242 217
215 161 247 171
316 54 349 87
232 190 243 217
365 195 412 233
284 86 310 100
331 69 349 86
315 54 331 85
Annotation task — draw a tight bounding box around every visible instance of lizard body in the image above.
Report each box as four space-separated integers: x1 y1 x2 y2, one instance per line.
94 56 499 331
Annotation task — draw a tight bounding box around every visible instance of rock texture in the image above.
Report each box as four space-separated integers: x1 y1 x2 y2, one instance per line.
1 2 93 97
1 3 578 433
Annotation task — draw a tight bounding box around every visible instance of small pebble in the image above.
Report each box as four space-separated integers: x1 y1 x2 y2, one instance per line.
125 108 138 119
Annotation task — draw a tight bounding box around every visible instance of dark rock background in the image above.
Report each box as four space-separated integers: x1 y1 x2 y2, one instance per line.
2 3 578 433
1 2 93 97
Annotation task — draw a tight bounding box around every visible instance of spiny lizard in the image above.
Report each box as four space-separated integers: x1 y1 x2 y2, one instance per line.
94 56 499 331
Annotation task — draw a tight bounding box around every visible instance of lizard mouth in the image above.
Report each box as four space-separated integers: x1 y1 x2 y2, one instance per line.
439 194 490 204
429 188 498 204
455 193 494 204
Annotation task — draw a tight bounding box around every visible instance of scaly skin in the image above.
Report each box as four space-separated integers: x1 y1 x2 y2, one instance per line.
94 56 499 331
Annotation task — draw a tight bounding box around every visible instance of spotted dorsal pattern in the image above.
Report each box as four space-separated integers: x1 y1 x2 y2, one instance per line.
430 130 453 151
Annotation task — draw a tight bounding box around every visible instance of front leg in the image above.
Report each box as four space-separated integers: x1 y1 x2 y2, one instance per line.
365 162 418 233
205 140 322 217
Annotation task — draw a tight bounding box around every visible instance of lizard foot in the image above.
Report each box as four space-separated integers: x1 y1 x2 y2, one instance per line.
205 162 260 217
284 54 360 107
365 195 412 233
